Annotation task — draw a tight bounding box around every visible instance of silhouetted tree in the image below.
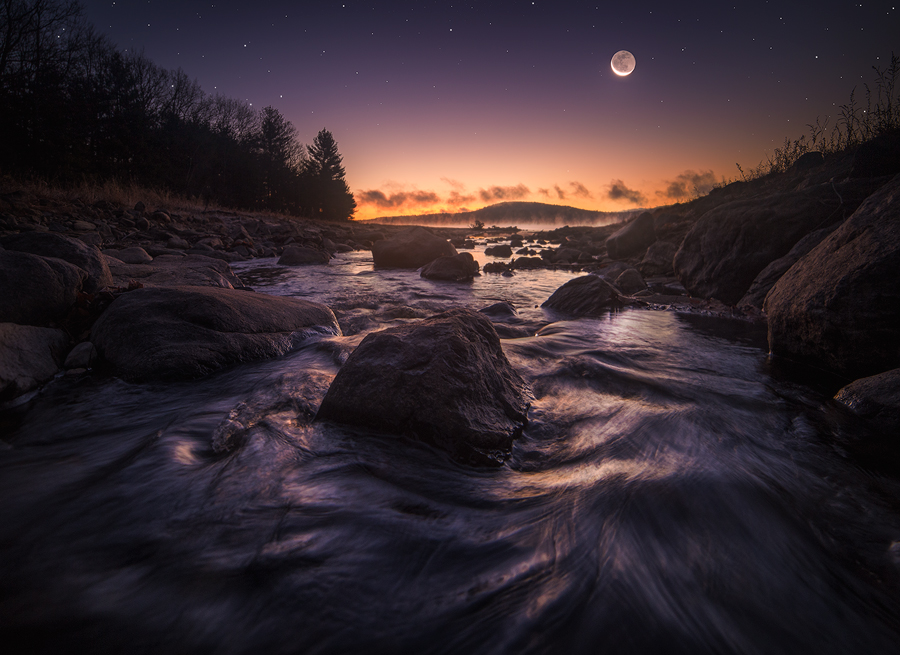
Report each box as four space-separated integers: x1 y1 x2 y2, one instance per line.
302 128 356 220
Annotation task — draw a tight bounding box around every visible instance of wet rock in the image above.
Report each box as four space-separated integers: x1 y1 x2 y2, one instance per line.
834 368 900 436
483 261 510 274
673 181 880 305
0 323 69 401
479 301 517 319
316 307 532 466
278 246 329 265
484 244 513 257
91 285 341 381
614 268 648 295
542 274 634 317
167 236 190 250
510 256 543 269
420 252 479 281
639 241 678 277
766 174 900 378
606 212 656 259
107 254 244 289
1 232 113 293
737 225 838 310
64 341 98 369
107 246 153 264
371 226 457 268
0 250 87 325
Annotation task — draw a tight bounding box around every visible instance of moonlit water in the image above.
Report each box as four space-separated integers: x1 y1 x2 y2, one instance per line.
2 245 899 654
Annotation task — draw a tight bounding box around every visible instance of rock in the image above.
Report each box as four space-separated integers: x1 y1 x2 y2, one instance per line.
552 247 586 264
167 236 190 250
834 368 900 435
134 201 146 212
0 250 87 326
64 341 98 369
606 212 656 259
484 244 513 257
792 151 825 171
0 323 69 401
371 227 457 268
483 262 510 274
316 308 532 465
107 254 244 289
152 211 171 224
1 232 113 293
277 246 329 265
479 301 517 319
639 241 678 277
541 275 633 317
614 268 648 295
108 246 153 264
765 174 900 378
91 286 341 381
72 220 96 232
510 257 543 269
850 133 900 179
420 252 479 281
673 181 879 305
737 225 838 309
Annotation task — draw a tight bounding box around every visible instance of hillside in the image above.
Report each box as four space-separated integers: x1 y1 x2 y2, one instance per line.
361 201 643 227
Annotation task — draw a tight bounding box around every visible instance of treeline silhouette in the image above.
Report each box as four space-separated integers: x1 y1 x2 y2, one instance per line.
0 0 356 219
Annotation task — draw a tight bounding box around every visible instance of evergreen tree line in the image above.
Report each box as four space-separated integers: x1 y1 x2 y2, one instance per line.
0 0 357 219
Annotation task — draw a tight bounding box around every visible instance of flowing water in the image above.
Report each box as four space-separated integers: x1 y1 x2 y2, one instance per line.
2 246 899 654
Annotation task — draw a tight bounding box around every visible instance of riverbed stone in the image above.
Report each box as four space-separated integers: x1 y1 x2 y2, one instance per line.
1 232 113 292
105 246 154 264
91 286 341 381
316 307 532 465
420 252 479 281
0 323 69 400
834 368 900 436
542 274 633 317
0 250 87 326
107 254 244 289
765 174 900 378
371 226 457 268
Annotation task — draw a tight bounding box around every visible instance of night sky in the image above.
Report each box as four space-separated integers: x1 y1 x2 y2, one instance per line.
80 1 899 219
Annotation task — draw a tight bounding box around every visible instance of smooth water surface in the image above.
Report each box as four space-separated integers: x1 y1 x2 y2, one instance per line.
2 247 899 654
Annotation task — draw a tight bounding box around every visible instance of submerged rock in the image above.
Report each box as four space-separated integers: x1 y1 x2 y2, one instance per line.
542 275 633 317
766 174 900 378
0 323 69 401
316 307 532 465
420 252 479 281
91 286 341 381
371 226 457 268
834 368 900 436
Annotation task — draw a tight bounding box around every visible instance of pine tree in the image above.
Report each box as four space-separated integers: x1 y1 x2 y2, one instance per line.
303 128 357 220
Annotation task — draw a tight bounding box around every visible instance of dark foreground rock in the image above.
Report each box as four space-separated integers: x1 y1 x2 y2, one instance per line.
541 275 635 317
834 368 900 436
91 286 341 380
106 254 245 289
316 307 532 465
371 226 457 268
766 174 900 378
1 232 113 292
0 250 87 325
420 252 479 281
0 323 69 401
605 211 656 259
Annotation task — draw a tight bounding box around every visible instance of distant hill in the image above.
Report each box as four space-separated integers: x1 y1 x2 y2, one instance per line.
359 201 642 227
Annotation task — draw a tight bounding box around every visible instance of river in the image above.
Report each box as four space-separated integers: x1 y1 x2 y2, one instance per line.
2 244 899 654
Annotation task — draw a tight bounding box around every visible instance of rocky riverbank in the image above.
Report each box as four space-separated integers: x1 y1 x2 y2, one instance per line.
2 134 900 465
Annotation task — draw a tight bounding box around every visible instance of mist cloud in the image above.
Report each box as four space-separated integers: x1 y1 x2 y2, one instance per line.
606 179 647 205
478 184 530 202
357 189 440 209
657 169 719 201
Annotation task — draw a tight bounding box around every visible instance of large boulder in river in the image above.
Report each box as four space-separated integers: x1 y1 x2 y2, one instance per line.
834 368 900 436
541 274 633 317
107 254 244 289
91 286 341 381
673 180 883 305
371 226 456 268
0 250 87 326
0 323 69 401
278 246 329 266
605 212 656 259
765 174 900 379
316 307 532 466
1 232 112 292
420 252 479 281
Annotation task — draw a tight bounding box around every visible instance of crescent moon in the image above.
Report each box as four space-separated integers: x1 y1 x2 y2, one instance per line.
611 50 636 77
